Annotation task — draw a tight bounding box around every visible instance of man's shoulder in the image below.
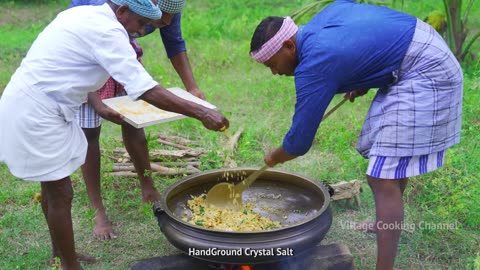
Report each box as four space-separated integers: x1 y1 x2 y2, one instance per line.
60 4 125 38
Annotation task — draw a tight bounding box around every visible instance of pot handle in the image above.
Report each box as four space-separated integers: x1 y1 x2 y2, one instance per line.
153 200 167 227
321 182 335 197
153 200 165 216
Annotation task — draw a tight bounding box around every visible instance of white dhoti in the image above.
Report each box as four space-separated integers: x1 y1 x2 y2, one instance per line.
0 78 87 181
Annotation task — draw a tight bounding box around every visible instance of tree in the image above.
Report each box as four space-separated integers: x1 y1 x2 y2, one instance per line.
441 0 479 62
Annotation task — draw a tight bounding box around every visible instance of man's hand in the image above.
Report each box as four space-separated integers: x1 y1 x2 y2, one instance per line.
87 92 126 126
96 105 126 125
264 147 298 167
140 86 229 131
344 89 369 102
188 88 206 100
199 108 229 131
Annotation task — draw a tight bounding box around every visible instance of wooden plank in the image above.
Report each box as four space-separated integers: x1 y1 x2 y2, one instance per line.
103 87 217 128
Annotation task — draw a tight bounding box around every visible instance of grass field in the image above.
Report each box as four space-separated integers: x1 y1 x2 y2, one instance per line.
0 0 479 269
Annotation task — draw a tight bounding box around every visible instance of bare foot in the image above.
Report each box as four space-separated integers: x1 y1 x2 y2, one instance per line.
94 214 117 240
354 220 377 233
141 188 161 203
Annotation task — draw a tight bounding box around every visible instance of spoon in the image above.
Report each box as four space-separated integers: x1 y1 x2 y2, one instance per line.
206 165 269 208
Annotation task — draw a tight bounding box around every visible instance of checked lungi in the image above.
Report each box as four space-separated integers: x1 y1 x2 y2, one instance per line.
358 19 463 179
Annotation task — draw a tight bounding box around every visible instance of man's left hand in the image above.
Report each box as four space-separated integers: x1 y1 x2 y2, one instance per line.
96 105 126 126
188 88 206 100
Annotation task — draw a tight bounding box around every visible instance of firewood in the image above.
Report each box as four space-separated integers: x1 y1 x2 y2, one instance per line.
224 126 244 152
108 166 201 177
112 162 133 167
330 180 362 207
111 164 135 172
150 163 202 176
150 163 180 174
153 161 201 167
112 161 201 172
157 138 191 150
222 126 244 168
108 171 137 177
150 148 207 159
157 134 198 146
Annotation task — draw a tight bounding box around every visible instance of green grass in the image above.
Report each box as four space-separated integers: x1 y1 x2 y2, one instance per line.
1 0 480 269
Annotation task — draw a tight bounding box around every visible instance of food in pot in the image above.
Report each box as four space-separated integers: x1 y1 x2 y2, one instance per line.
183 194 282 232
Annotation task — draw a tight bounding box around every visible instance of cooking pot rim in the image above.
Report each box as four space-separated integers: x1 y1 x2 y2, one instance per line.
158 167 331 234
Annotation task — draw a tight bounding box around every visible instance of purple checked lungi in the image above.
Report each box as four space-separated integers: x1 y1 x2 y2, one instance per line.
359 19 463 179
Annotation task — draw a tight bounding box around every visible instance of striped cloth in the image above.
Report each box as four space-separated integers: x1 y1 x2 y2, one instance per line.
157 0 185 13
367 150 445 179
357 18 463 159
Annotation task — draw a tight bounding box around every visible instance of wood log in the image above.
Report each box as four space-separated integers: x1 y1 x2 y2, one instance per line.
224 126 244 152
150 148 207 159
149 163 201 176
157 134 198 146
112 162 134 167
153 161 201 167
330 180 362 207
150 163 181 174
111 164 135 172
157 138 191 150
222 126 244 168
111 161 201 172
108 171 137 177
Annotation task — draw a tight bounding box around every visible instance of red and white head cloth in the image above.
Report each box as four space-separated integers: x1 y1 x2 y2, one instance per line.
251 16 298 63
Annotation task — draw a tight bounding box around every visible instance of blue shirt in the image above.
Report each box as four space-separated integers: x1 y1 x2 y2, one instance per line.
69 0 186 58
283 0 416 156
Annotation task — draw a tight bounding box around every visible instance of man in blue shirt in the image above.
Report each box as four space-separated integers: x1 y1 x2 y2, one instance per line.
70 0 205 241
250 1 463 269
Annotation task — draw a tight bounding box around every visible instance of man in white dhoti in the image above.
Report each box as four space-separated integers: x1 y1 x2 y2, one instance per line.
0 0 229 269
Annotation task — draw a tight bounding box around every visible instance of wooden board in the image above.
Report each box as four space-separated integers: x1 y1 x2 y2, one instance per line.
102 87 217 128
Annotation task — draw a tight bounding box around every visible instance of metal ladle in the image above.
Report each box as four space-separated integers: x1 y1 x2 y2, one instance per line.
206 96 348 208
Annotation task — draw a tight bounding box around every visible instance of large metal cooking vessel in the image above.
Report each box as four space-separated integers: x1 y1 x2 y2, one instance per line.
154 168 333 264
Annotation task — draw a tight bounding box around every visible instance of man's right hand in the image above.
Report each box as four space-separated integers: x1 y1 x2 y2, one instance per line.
141 86 229 132
199 109 229 131
344 89 369 102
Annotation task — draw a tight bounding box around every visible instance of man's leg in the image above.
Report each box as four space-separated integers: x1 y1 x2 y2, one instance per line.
367 176 406 270
81 127 117 240
41 177 94 270
121 124 161 202
355 177 408 233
